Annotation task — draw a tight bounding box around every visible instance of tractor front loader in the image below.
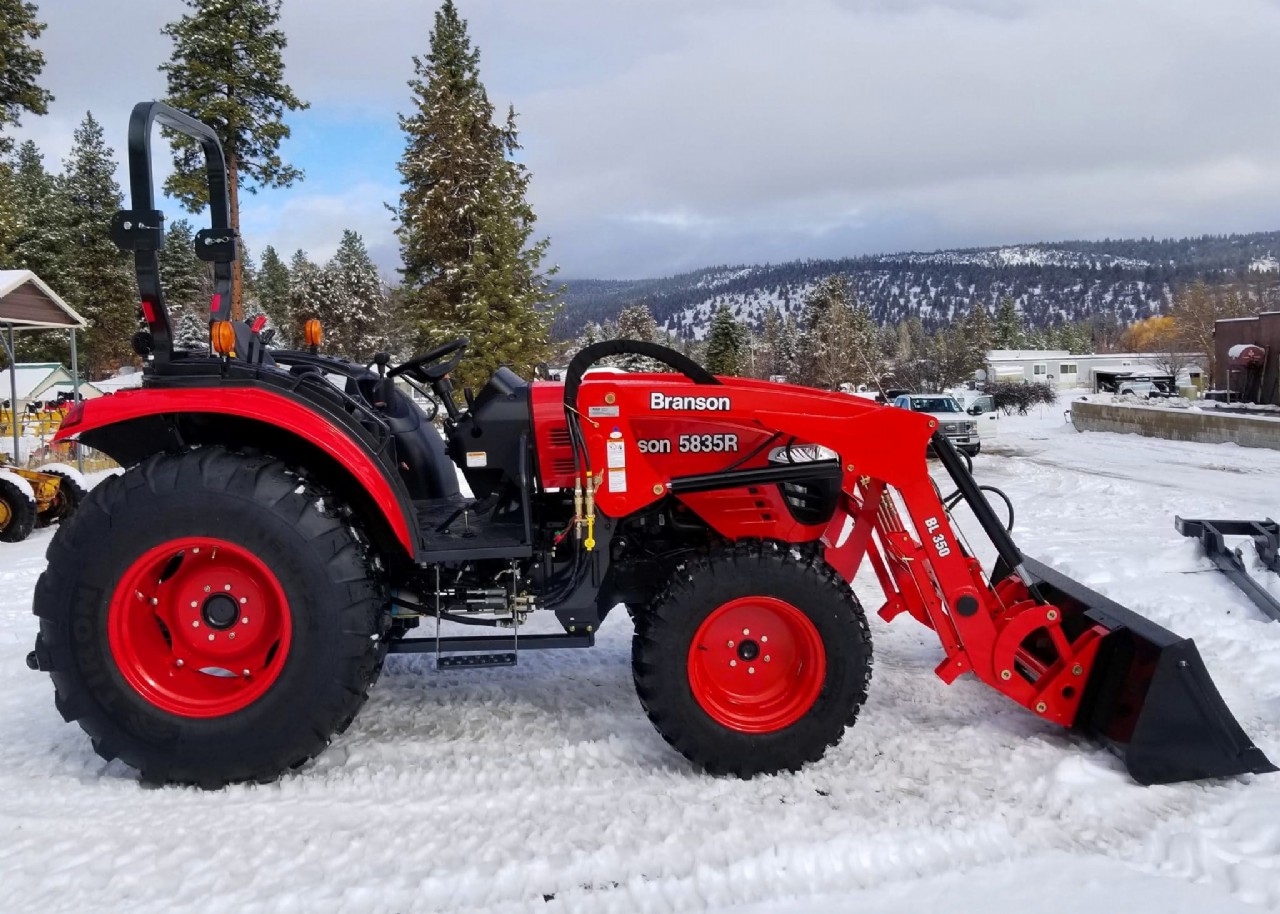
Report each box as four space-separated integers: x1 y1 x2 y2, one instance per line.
25 102 1275 788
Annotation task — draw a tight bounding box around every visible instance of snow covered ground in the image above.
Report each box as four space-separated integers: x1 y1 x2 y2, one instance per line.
3 403 1280 913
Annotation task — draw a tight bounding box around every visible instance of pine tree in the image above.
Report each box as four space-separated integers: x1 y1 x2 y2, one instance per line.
614 303 663 371
322 230 390 359
775 314 799 381
7 140 64 279
845 297 878 386
760 307 782 378
287 249 322 340
0 0 53 132
3 140 71 365
704 304 742 375
993 297 1024 349
157 219 212 352
160 0 308 320
255 245 293 345
173 304 209 351
795 276 877 388
394 0 557 388
158 218 211 316
55 113 137 377
961 300 993 379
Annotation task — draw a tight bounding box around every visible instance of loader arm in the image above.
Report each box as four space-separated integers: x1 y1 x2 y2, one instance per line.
564 366 1274 785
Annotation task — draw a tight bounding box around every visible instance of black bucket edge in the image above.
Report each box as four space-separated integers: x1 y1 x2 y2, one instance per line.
1018 556 1276 785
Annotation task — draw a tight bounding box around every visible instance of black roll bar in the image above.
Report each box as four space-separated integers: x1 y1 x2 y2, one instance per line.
109 101 238 363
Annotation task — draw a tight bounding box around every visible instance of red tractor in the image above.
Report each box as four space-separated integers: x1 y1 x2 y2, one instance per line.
26 104 1274 788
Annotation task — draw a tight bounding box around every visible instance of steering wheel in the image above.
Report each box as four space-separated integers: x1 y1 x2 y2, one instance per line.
387 337 468 383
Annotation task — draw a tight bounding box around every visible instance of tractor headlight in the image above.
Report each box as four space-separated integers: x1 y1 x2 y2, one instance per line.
767 444 839 464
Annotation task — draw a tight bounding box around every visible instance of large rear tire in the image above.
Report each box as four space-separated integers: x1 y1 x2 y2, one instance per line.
632 543 872 777
33 447 387 787
0 476 36 543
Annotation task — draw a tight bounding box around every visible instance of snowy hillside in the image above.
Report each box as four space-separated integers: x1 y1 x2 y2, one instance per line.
557 231 1280 340
4 405 1280 911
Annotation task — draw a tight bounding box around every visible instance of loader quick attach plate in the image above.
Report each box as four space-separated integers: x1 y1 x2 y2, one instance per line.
1019 556 1277 785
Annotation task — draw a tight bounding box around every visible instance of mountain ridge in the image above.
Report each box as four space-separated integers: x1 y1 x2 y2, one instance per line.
554 230 1280 340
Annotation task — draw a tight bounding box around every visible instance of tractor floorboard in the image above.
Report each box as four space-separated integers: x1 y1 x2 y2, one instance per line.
414 497 532 563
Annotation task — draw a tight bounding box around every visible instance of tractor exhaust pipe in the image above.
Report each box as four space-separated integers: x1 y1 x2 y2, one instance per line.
934 434 1274 785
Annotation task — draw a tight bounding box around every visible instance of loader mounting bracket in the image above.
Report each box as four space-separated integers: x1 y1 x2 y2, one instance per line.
1176 517 1280 622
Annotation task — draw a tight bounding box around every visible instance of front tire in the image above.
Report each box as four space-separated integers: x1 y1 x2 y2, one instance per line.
33 447 386 787
633 544 872 777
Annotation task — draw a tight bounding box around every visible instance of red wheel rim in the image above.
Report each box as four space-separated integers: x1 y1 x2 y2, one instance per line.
687 596 826 733
107 537 292 718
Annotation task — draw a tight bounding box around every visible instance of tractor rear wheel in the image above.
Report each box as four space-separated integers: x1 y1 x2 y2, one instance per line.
0 476 36 543
33 447 387 787
632 544 872 777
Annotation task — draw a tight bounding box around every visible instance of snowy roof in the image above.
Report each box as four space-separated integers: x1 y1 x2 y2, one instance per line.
987 349 1071 360
0 270 86 329
93 372 144 392
6 363 67 399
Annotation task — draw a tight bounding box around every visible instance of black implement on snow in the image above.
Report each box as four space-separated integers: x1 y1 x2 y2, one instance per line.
1176 517 1280 623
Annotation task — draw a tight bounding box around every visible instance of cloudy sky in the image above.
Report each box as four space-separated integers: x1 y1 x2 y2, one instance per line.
15 0 1280 279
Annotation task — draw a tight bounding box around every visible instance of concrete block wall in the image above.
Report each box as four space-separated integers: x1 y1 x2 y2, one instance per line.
1071 400 1280 451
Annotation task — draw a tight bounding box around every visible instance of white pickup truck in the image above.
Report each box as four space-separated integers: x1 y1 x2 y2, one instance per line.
890 393 983 457
951 390 999 440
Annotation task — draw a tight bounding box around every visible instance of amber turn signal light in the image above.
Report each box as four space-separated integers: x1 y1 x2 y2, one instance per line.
211 321 236 355
304 319 323 348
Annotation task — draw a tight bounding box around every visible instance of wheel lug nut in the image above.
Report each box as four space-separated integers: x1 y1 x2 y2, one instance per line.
761 635 768 643
190 601 197 608
742 628 750 636
176 659 184 667
729 660 737 667
192 548 199 554
239 597 247 605
241 617 249 625
727 640 735 648
204 586 211 593
228 632 236 640
748 666 755 674
191 620 200 628
224 584 232 591
208 634 215 641
764 655 771 662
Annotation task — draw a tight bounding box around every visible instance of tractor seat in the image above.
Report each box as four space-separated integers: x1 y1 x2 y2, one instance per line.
350 376 459 500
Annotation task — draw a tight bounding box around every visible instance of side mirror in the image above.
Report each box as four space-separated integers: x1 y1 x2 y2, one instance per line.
968 405 982 415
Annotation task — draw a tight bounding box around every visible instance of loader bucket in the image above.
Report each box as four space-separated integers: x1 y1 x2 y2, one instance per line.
1019 556 1277 785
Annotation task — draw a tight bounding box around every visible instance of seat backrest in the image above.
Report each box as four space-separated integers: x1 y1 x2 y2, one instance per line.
349 378 459 500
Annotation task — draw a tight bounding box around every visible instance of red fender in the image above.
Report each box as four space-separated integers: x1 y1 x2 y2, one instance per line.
57 387 415 553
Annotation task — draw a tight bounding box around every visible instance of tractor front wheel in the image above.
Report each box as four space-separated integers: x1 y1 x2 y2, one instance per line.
632 544 872 777
33 447 387 787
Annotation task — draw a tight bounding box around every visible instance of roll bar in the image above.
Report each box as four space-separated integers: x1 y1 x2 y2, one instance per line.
109 101 239 363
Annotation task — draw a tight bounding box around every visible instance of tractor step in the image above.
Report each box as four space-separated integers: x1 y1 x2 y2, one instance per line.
437 652 517 669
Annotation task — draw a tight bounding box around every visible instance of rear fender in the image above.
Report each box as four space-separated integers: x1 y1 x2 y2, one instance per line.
57 388 417 558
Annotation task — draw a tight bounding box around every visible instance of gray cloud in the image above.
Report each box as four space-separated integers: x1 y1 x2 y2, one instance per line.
15 0 1280 280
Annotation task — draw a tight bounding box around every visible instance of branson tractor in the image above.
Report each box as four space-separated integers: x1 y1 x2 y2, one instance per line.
26 103 1276 788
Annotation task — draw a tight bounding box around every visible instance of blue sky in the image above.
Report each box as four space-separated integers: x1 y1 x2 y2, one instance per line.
14 0 1280 281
